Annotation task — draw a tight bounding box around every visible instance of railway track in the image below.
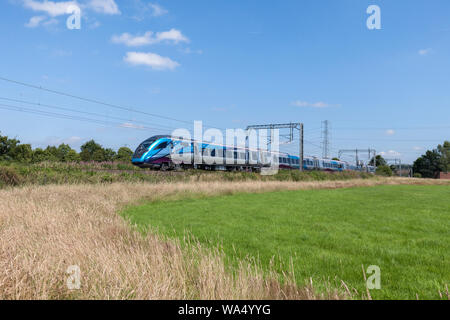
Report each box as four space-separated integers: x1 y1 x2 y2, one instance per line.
80 168 194 175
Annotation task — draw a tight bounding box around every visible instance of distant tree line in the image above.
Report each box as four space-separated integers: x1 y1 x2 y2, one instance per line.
368 141 449 178
0 132 133 163
412 141 449 178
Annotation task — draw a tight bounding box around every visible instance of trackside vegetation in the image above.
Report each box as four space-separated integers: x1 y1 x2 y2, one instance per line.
122 185 450 300
0 161 377 188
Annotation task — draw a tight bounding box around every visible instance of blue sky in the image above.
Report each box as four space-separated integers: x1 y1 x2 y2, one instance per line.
0 0 449 163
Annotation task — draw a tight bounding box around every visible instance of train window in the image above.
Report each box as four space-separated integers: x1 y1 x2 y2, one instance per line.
154 141 168 150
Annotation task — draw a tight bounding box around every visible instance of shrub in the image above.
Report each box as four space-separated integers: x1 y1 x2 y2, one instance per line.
376 165 393 177
413 173 422 178
0 166 22 186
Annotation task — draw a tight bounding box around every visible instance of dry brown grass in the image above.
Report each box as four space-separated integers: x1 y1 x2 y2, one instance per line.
0 177 447 300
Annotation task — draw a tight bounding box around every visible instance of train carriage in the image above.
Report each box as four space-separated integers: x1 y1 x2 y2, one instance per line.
132 135 375 173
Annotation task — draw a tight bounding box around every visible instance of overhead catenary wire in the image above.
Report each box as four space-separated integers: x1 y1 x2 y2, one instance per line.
0 96 182 132
0 76 226 130
0 103 168 133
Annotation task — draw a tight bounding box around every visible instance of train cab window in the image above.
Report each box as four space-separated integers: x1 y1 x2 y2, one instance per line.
154 141 168 150
211 149 216 157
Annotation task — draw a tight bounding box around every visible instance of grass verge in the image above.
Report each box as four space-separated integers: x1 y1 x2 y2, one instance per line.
122 185 450 300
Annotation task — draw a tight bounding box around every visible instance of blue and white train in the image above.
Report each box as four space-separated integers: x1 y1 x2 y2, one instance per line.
132 135 376 173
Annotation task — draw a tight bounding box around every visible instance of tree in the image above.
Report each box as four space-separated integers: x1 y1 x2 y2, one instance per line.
0 133 20 160
32 148 51 163
369 155 387 167
44 146 60 162
413 141 449 178
92 149 106 162
65 149 81 162
104 148 116 162
437 141 450 172
9 144 33 163
376 165 392 177
116 147 133 162
80 140 104 162
56 144 73 162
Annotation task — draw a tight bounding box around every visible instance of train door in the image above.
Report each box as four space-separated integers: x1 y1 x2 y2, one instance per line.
193 142 202 165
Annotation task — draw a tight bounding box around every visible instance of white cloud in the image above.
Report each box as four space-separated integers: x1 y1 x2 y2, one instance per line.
131 1 168 21
33 136 84 147
89 20 101 29
124 52 180 70
291 100 334 108
23 0 77 17
112 32 154 46
64 136 83 144
385 129 395 136
148 3 167 17
112 29 189 47
380 150 401 157
87 0 120 15
21 0 120 23
120 122 145 129
418 48 432 56
413 146 422 151
43 17 59 26
157 29 189 43
25 15 47 27
25 15 58 28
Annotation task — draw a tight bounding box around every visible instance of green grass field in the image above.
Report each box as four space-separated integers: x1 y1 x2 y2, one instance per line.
122 185 450 299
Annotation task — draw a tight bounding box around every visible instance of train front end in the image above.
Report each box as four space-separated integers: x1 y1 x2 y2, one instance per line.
132 135 173 169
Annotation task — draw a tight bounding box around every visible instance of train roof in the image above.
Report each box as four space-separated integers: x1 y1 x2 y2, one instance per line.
143 135 171 142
